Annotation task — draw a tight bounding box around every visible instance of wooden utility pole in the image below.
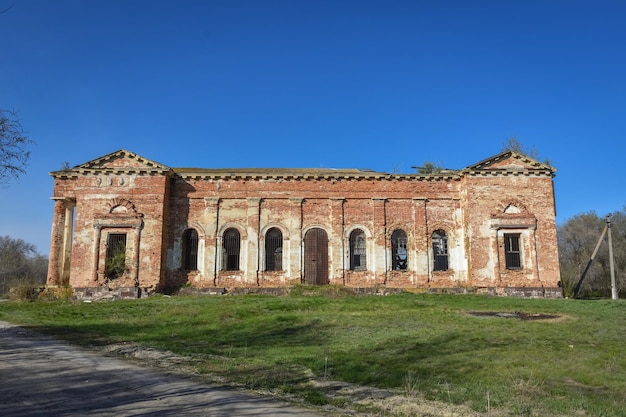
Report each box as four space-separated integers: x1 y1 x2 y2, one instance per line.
607 216 617 300
573 215 618 299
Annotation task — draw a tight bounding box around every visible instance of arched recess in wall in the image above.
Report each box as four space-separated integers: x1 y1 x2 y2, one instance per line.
108 198 138 214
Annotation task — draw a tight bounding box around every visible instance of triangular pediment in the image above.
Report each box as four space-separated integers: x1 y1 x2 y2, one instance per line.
76 149 170 171
50 149 171 178
465 151 555 174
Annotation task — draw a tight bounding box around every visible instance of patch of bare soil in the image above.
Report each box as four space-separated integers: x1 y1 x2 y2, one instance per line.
99 342 490 417
467 311 560 320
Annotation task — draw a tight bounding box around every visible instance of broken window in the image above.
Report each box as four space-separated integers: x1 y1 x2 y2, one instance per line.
504 233 522 269
391 229 408 271
182 228 199 271
349 229 367 271
265 227 283 271
432 229 449 271
105 233 127 279
222 228 240 271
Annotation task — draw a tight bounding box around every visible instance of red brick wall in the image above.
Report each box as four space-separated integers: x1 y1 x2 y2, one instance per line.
48 152 561 298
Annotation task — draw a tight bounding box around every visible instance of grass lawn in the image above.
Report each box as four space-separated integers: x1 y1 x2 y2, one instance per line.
1 288 625 416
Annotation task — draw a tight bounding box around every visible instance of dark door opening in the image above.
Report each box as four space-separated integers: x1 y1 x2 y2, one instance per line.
303 228 328 285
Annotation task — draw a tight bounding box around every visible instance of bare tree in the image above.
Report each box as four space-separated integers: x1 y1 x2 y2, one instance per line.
413 161 444 174
0 3 14 14
501 137 551 166
558 208 626 297
0 109 33 183
0 235 48 296
501 137 540 158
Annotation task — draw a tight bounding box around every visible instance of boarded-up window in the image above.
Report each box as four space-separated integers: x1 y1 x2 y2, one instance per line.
222 228 240 271
349 229 367 271
182 228 199 270
265 227 283 271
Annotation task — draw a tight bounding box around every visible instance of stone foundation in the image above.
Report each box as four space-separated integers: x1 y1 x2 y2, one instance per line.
73 287 143 300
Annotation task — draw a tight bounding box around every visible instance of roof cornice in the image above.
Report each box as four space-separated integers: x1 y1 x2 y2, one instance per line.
50 167 172 179
173 168 462 181
461 168 555 177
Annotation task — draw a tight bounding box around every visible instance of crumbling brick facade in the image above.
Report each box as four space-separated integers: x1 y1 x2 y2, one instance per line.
47 150 561 298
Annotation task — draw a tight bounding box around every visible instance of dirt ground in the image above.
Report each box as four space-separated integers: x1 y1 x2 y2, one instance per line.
0 321 484 416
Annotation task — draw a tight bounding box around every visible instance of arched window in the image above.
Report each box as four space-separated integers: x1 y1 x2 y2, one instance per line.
349 229 367 271
222 228 240 271
181 228 199 270
391 229 408 271
265 227 283 271
432 229 449 271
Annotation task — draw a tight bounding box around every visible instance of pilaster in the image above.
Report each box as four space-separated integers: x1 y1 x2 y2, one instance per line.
246 198 261 284
289 198 304 281
330 198 345 282
47 198 75 286
204 197 220 284
372 198 387 280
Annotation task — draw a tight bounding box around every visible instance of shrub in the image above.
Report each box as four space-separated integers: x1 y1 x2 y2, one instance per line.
8 278 43 301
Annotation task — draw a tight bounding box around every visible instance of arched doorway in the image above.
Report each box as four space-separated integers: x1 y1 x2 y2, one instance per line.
303 228 328 285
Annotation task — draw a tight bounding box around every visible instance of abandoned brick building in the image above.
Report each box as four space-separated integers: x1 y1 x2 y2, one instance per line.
46 149 562 298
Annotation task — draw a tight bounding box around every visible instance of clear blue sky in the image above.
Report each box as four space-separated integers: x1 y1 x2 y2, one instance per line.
1 0 625 255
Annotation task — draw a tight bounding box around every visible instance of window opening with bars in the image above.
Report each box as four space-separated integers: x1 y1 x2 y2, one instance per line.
265 227 283 271
222 228 240 271
105 233 127 279
504 233 522 269
432 229 449 271
349 229 367 271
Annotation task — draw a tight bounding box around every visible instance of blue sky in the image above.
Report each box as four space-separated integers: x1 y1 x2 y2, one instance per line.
1 0 625 255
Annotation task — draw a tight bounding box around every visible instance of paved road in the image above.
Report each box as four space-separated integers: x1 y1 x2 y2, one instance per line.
0 321 328 417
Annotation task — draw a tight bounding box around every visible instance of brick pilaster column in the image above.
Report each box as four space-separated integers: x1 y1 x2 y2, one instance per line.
372 198 387 281
133 223 143 286
247 198 261 285
330 198 345 283
59 204 74 285
46 199 66 286
289 198 303 280
204 198 220 284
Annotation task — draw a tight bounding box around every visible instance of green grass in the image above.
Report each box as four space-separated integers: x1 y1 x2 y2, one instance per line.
1 290 626 416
